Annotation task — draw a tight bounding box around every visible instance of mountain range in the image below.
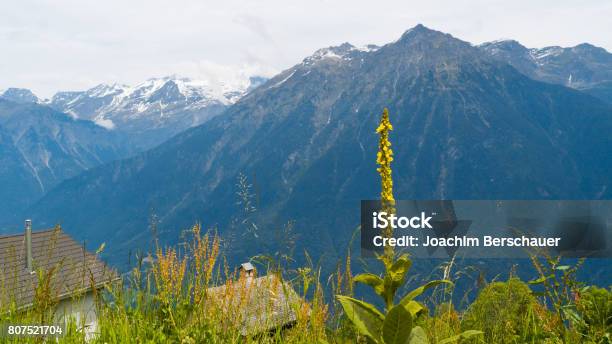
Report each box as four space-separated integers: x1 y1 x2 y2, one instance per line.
23 25 612 268
2 76 266 151
0 76 266 225
0 99 130 223
479 40 612 103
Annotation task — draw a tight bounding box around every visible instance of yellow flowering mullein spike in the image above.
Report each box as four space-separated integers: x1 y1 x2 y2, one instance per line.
376 108 396 258
376 108 395 212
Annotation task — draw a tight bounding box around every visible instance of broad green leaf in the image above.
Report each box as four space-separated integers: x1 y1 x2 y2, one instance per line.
400 280 453 305
382 304 413 344
336 295 384 341
437 330 484 344
555 265 570 271
389 255 412 282
379 255 415 308
404 300 424 317
407 326 429 344
354 273 385 295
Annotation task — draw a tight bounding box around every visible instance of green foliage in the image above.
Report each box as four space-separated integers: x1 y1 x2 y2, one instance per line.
462 278 551 343
529 256 585 323
335 293 433 343
380 254 413 309
526 256 610 342
421 303 461 343
383 303 414 344
0 226 604 344
437 330 485 344
337 295 384 341
337 254 482 344
407 326 429 344
575 286 612 342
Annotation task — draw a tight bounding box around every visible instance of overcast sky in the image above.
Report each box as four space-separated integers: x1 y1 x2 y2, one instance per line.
2 0 611 98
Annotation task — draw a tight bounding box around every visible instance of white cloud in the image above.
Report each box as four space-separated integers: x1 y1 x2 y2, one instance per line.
168 60 277 91
1 0 611 98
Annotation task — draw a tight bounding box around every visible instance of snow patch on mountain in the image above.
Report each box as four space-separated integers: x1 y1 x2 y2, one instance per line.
270 71 296 88
529 46 564 61
94 118 115 130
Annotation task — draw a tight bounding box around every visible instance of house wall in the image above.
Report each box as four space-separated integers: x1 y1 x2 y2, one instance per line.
54 291 98 340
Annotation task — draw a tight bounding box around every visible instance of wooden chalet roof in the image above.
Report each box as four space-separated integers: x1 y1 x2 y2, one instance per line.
0 227 117 309
206 274 302 336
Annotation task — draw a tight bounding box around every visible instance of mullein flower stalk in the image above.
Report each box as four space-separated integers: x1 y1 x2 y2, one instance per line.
376 108 396 259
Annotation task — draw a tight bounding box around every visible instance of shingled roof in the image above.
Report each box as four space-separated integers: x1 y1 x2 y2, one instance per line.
0 227 117 309
207 272 302 336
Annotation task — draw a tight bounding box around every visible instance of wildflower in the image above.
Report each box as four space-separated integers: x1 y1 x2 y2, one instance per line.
376 108 396 259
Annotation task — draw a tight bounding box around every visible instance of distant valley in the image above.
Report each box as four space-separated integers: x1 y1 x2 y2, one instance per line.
0 99 130 223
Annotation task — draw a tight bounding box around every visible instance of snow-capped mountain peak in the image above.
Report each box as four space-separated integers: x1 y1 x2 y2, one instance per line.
41 75 267 149
87 83 130 98
2 74 267 150
302 42 379 66
49 75 261 124
0 88 40 104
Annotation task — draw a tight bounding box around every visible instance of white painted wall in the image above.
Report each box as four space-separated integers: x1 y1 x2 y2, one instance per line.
54 291 98 340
